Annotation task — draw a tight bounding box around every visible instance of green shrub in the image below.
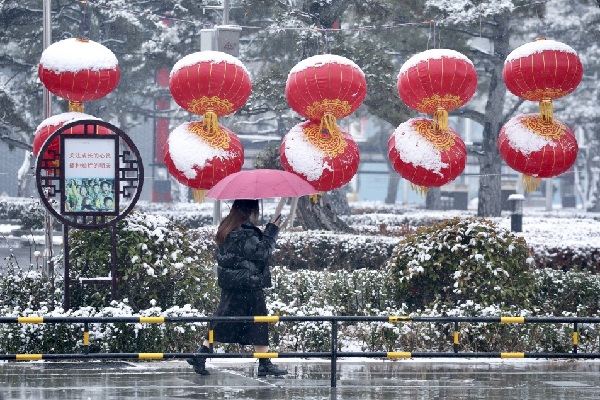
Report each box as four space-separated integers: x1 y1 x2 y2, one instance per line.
531 269 600 316
387 217 535 309
68 211 218 312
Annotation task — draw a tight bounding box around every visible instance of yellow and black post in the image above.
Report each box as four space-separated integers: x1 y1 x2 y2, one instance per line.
573 322 579 354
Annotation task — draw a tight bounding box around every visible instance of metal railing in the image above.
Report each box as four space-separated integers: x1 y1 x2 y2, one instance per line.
1 315 599 388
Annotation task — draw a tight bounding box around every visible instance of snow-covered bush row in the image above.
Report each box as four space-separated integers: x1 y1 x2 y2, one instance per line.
68 211 217 311
1 265 599 354
387 217 535 308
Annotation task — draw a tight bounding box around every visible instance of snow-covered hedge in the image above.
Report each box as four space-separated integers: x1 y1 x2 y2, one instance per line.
1 265 599 355
68 211 217 312
387 217 535 308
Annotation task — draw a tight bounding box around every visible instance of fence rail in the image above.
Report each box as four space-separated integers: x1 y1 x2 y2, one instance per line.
2 315 599 388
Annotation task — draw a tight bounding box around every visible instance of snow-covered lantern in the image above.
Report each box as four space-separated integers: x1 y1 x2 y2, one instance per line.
503 39 583 123
286 54 367 138
388 118 467 194
284 55 366 192
498 113 578 192
169 51 252 134
397 49 477 131
38 38 120 112
280 120 360 192
163 122 244 201
33 112 110 168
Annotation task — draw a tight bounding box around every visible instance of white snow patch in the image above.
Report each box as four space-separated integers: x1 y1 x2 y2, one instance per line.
502 115 555 155
399 49 473 76
170 50 250 77
168 122 237 180
505 39 578 64
283 123 330 181
35 112 100 133
40 38 118 72
289 54 365 76
392 119 448 175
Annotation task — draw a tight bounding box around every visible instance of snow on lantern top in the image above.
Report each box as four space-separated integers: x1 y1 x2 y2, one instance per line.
387 117 467 193
398 49 473 76
38 38 120 105
391 118 449 176
163 121 244 191
281 122 331 182
35 112 100 133
170 50 250 77
280 120 360 192
40 38 119 72
286 54 367 123
504 39 578 64
289 54 365 76
397 49 477 131
169 51 252 118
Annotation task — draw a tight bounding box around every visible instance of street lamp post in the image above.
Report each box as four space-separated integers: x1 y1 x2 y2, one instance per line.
42 0 54 279
508 194 526 232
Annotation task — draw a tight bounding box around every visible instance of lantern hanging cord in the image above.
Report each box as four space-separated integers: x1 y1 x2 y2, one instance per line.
78 0 89 40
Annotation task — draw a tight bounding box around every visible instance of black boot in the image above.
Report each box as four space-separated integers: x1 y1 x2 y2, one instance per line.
187 345 211 375
257 359 287 377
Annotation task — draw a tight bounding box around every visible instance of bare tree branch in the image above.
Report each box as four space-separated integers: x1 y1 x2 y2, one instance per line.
0 134 32 151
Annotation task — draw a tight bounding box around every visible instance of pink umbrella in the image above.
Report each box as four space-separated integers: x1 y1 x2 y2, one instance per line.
206 169 318 200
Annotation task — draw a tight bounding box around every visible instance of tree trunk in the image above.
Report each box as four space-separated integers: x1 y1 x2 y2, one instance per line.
477 16 511 218
17 150 33 198
426 187 441 210
385 173 400 204
296 194 354 232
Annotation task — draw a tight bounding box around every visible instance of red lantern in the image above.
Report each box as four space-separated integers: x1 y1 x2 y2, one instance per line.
397 49 477 131
163 121 244 193
169 51 252 135
286 55 367 137
38 38 120 111
388 118 467 193
280 120 360 192
498 113 578 191
503 39 583 123
33 113 110 164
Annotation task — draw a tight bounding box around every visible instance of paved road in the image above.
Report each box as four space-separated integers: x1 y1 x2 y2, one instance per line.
2 359 600 399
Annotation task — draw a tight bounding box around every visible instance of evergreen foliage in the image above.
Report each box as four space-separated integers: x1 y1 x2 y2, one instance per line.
67 211 217 311
387 217 535 309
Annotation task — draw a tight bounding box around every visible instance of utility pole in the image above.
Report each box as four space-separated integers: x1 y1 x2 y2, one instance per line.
223 0 230 25
203 0 241 225
42 0 54 280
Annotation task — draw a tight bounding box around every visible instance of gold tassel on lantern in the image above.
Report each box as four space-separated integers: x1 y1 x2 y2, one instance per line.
69 101 84 113
193 189 207 203
202 111 219 136
539 99 553 124
410 183 429 197
319 113 338 137
433 107 449 131
521 175 541 192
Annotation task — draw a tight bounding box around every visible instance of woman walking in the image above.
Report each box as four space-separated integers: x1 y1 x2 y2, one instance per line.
189 199 287 377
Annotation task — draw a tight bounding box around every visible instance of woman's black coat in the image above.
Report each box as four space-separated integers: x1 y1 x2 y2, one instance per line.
211 221 279 345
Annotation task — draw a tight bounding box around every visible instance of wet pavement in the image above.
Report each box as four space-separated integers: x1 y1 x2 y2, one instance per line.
2 358 600 399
